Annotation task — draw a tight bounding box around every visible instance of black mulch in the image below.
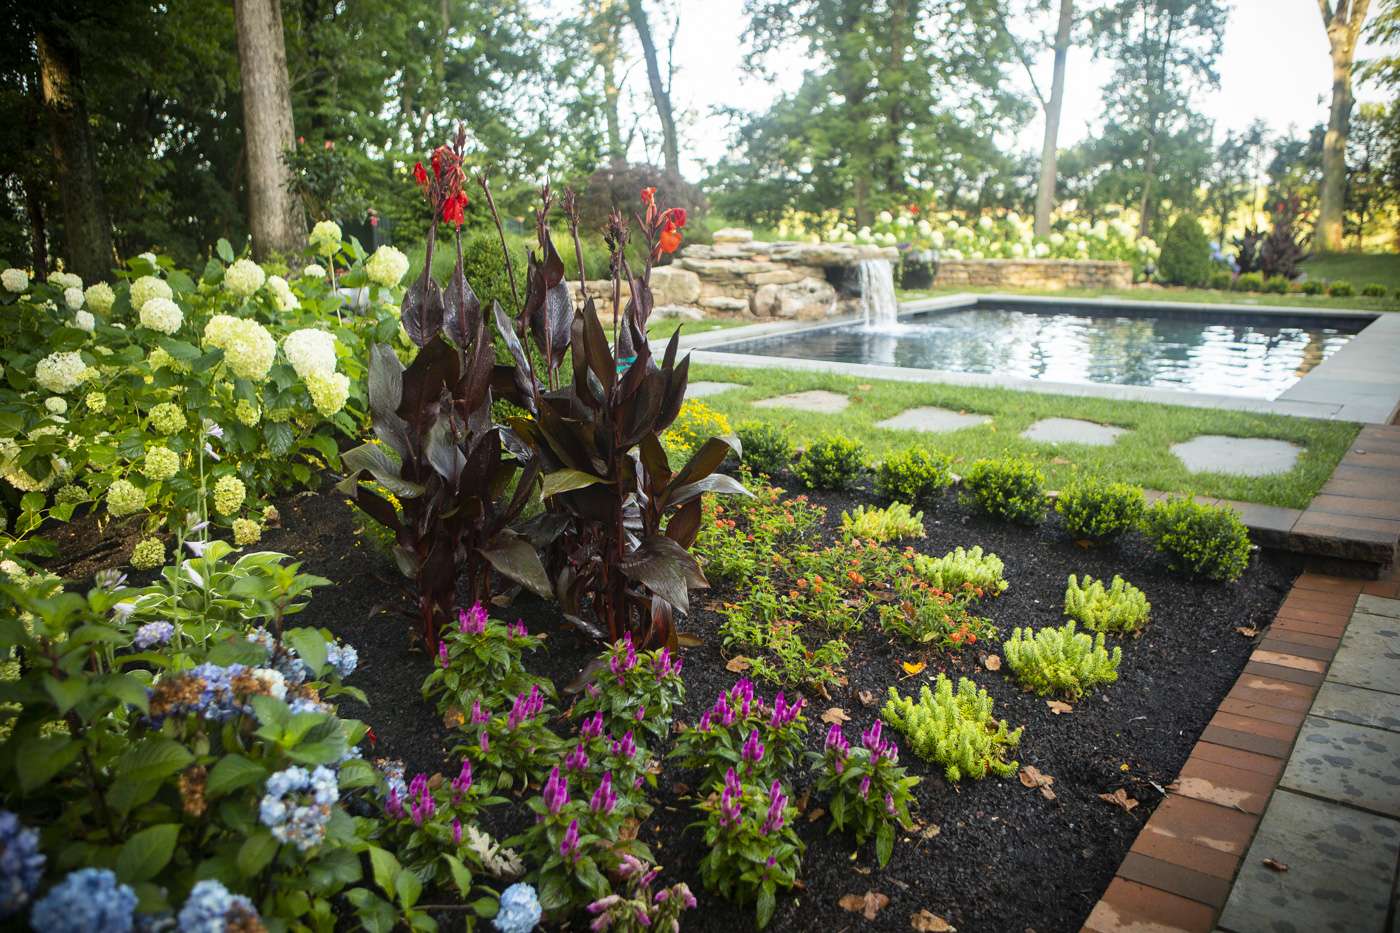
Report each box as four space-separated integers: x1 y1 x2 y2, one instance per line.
243 473 1295 932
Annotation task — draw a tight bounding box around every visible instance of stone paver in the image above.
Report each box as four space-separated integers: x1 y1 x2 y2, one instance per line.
1312 681 1400 731
873 406 988 434
1020 417 1126 446
1356 594 1400 620
1217 790 1400 933
1280 715 1400 818
1170 435 1303 477
752 389 849 413
1326 613 1400 695
685 381 744 398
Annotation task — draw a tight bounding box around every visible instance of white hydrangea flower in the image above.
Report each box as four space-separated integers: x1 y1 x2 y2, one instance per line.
130 275 172 310
0 437 62 492
224 258 266 298
283 328 338 379
62 287 84 310
139 297 184 335
267 275 299 311
2 268 28 293
84 282 115 315
1034 242 1050 258
1010 242 1025 257
364 245 409 287
44 397 67 415
302 263 327 279
204 315 276 381
49 271 82 291
35 351 89 394
977 216 993 231
138 251 159 266
929 230 945 248
876 210 894 225
73 310 95 333
309 220 342 256
306 370 349 417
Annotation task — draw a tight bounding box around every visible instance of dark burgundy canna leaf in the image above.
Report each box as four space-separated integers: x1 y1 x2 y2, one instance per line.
664 498 702 549
425 411 465 483
580 299 615 394
368 343 404 422
493 300 536 404
543 281 573 372
480 529 552 599
619 535 707 614
442 260 482 349
672 434 743 491
334 474 405 538
664 472 751 511
402 276 447 348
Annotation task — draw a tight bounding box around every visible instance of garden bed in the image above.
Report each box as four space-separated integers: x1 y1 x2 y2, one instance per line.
249 470 1299 933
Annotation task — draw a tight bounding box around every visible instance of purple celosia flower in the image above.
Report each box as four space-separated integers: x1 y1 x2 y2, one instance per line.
718 768 743 828
760 780 786 835
580 711 604 739
438 642 449 669
560 819 580 861
408 773 434 826
479 730 490 753
611 730 637 759
451 759 473 800
565 743 590 772
740 728 764 767
470 700 489 725
453 818 463 845
542 767 570 815
458 603 487 635
509 620 527 638
861 720 883 752
590 772 616 814
634 705 646 721
885 792 896 815
859 775 872 798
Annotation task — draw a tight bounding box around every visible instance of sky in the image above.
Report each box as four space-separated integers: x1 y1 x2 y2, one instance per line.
625 0 1395 181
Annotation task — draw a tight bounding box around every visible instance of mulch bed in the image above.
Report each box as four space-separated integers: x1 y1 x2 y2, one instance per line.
61 472 1301 932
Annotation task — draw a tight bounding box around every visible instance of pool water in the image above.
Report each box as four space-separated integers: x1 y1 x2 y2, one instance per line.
712 303 1364 399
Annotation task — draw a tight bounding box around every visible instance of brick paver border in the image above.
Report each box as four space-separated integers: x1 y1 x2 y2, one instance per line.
1081 569 1400 933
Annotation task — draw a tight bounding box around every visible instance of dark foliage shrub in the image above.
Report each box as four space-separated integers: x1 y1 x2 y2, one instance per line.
1055 477 1145 543
1158 215 1213 287
1328 279 1355 297
1362 282 1388 298
961 458 1049 525
1259 195 1310 280
794 435 868 490
1232 228 1264 275
1141 497 1252 582
735 421 793 476
876 448 955 504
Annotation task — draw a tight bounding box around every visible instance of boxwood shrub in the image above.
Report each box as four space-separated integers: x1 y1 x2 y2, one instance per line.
876 447 955 504
1141 497 1252 582
1055 477 1145 543
735 421 793 477
794 435 868 490
961 458 1049 525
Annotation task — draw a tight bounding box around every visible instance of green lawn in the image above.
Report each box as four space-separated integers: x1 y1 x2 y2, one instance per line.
899 283 1400 312
1301 252 1400 292
686 363 1359 510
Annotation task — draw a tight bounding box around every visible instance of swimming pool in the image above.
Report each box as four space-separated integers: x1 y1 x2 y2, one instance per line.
707 301 1366 400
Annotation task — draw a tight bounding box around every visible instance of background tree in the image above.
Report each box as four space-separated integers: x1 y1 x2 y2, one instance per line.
1345 102 1399 245
1202 120 1269 239
1003 0 1077 236
1316 0 1372 253
1091 0 1227 235
626 0 679 176
234 0 304 258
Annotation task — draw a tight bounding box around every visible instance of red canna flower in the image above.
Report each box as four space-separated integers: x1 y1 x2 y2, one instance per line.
641 186 657 207
657 222 682 255
413 162 429 188
669 207 688 229
442 191 469 227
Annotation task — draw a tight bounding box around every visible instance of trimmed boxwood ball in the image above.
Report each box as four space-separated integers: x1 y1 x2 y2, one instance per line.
735 421 793 477
794 435 868 490
1361 282 1387 298
1300 279 1325 295
1158 215 1213 287
961 457 1049 525
1141 496 1252 582
1328 279 1355 297
1233 271 1264 291
1055 477 1145 543
876 447 955 504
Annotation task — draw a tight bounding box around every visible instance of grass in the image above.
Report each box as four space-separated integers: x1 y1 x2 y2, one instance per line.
899 283 1400 312
685 363 1359 510
1301 252 1400 292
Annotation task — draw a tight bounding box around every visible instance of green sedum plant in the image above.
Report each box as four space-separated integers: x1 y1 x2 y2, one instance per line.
735 421 793 477
910 545 1007 599
1064 574 1151 634
1141 496 1252 582
881 676 1022 782
961 457 1049 524
793 435 867 491
1055 477 1145 543
875 447 954 504
840 502 925 543
1003 620 1122 698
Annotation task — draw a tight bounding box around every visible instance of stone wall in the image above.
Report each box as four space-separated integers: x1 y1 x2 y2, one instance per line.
931 258 1133 290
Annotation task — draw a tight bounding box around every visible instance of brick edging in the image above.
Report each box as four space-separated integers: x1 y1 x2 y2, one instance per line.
1081 570 1400 933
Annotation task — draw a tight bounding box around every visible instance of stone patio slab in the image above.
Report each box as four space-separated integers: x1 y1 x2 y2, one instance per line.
1020 417 1126 446
1356 594 1400 621
1170 435 1303 477
1280 715 1400 818
686 381 745 398
1327 613 1400 695
1313 682 1400 732
873 406 989 434
752 389 849 413
1217 789 1400 933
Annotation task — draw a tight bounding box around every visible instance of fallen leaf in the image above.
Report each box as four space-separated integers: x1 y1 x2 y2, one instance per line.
858 689 877 707
1073 539 1094 550
853 866 872 875
911 909 956 931
982 654 1001 672
796 790 810 813
821 707 851 725
442 706 465 729
1019 766 1056 800
1046 700 1072 715
725 656 751 673
901 660 927 676
839 891 890 921
673 782 690 796
806 807 826 822
618 818 641 841
1262 857 1288 872
1235 626 1260 638
1098 788 1139 812
918 823 942 840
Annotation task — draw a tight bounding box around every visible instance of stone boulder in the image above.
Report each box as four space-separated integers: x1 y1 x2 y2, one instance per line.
653 304 705 321
649 265 701 305
766 242 900 266
712 228 754 243
753 277 838 319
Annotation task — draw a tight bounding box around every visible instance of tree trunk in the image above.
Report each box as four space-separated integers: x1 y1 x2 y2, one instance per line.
1318 0 1371 253
626 0 679 176
35 28 113 282
1034 0 1074 237
601 24 625 166
22 173 48 276
235 0 305 259
1137 133 1158 236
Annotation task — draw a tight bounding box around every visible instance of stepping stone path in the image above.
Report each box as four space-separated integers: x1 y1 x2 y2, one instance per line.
874 406 989 434
686 381 744 398
1021 417 1126 447
1217 591 1400 933
753 390 849 413
1170 434 1302 477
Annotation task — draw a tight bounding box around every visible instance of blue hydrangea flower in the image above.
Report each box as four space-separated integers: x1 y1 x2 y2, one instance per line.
29 868 137 933
259 766 339 851
176 879 260 932
132 621 175 650
493 883 541 933
0 810 44 918
325 641 357 679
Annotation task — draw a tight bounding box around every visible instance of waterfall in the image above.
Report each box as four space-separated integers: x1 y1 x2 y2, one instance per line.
858 258 899 329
